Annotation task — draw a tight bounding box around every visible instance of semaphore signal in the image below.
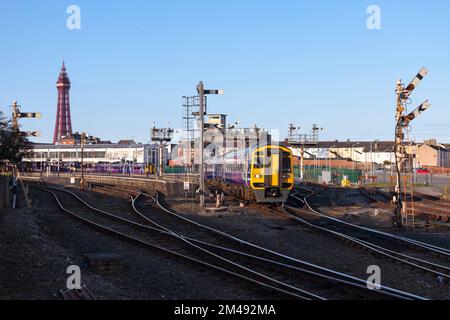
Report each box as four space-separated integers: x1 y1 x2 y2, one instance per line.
393 67 432 228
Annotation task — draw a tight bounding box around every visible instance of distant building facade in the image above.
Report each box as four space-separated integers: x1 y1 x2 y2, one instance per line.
24 143 174 170
415 140 450 167
290 141 395 165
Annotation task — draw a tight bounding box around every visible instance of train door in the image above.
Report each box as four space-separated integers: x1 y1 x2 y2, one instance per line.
270 150 280 186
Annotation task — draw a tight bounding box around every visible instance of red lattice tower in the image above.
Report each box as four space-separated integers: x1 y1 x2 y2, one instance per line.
53 62 73 144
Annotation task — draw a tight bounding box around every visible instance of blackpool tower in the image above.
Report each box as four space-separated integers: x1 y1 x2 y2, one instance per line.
53 62 73 144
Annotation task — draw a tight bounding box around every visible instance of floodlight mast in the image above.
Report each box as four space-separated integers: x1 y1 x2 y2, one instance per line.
393 68 431 228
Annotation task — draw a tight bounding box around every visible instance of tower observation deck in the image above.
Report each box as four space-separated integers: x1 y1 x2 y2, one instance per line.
53 62 73 144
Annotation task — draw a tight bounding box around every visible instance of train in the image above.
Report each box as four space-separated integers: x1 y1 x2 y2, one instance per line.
205 144 294 203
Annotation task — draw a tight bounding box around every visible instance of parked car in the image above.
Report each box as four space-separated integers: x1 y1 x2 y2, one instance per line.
415 168 430 174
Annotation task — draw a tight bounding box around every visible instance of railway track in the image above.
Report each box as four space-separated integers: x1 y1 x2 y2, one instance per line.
129 189 427 300
360 188 450 223
31 185 315 300
98 184 423 299
30 183 425 300
312 187 450 255
283 187 450 281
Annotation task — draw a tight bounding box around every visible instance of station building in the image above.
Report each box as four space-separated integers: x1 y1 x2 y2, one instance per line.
24 142 174 170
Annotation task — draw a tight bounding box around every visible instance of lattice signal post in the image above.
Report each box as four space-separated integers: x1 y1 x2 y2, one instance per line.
394 67 431 228
182 96 206 170
151 125 174 178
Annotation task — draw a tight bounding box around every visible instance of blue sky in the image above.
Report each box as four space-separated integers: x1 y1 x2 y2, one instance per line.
1 0 449 143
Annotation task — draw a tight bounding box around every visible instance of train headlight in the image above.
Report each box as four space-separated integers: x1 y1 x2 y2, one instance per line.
272 189 281 198
254 174 261 179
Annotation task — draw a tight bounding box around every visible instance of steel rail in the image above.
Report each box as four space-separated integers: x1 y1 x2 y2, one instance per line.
375 188 450 221
31 185 317 300
138 191 426 300
130 193 325 300
35 184 425 300
304 187 450 256
42 185 415 300
43 185 324 299
283 203 450 279
132 193 415 300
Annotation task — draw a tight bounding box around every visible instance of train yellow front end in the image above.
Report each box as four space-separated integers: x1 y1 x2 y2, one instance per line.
250 145 294 203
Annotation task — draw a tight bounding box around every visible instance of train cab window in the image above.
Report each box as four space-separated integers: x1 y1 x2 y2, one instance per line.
253 157 263 169
282 158 292 173
282 152 292 173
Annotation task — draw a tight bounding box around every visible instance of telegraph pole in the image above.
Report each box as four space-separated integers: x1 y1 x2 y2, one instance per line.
393 68 431 228
196 82 224 208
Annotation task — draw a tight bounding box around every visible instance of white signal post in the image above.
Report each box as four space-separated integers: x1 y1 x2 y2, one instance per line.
197 81 224 208
394 68 431 228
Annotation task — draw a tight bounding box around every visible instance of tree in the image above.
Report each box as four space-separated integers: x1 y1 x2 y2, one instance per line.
0 110 6 129
0 110 8 161
0 111 33 170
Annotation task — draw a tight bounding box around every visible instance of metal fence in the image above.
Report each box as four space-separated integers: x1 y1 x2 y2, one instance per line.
0 173 12 208
295 166 362 184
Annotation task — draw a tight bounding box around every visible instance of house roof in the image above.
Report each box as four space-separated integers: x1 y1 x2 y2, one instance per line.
117 140 136 145
419 143 448 152
309 141 395 152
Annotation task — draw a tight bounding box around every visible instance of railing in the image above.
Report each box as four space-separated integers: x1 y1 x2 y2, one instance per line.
19 171 199 184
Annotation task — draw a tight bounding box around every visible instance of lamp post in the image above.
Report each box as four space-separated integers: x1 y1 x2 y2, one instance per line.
329 145 336 171
80 133 86 191
196 81 224 208
371 140 380 176
57 145 60 179
352 143 359 172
